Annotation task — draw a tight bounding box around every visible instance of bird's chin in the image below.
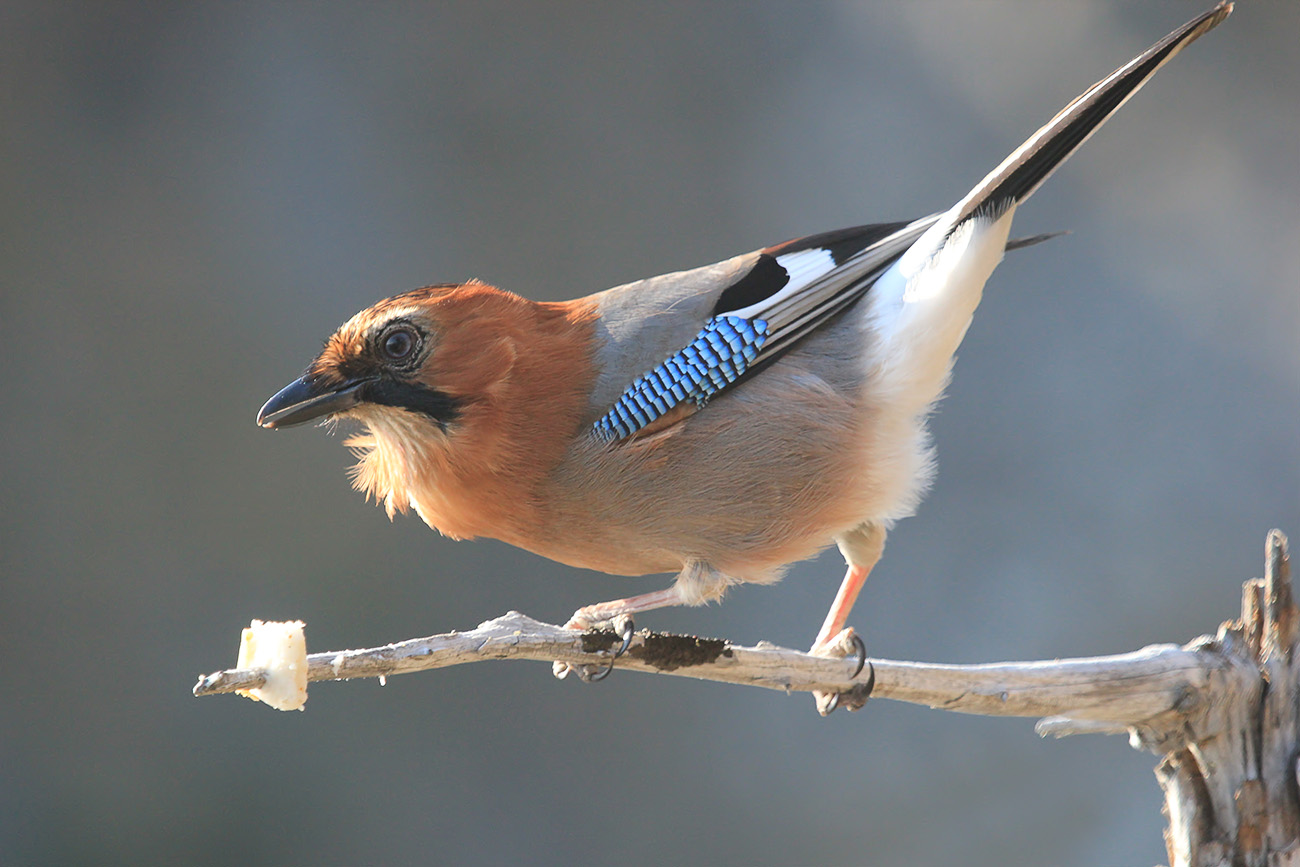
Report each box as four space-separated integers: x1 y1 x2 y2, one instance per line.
343 410 441 519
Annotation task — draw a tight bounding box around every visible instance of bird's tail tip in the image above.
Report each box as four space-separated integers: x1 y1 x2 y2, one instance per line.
951 2 1233 226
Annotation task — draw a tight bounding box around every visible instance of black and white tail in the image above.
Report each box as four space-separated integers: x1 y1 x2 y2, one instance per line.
866 2 1232 412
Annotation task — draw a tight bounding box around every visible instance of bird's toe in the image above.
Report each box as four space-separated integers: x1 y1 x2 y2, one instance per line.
553 614 635 681
810 628 873 716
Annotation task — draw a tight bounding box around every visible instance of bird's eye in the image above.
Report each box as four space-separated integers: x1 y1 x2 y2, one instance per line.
380 327 418 362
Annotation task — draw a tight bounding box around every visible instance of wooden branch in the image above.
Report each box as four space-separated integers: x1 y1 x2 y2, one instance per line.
1148 529 1300 867
193 530 1296 867
194 597 1248 742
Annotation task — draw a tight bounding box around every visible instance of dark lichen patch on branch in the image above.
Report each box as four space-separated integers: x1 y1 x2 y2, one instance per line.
632 634 732 671
579 631 621 655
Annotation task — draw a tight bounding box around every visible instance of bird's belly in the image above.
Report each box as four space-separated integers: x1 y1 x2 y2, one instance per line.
539 322 934 580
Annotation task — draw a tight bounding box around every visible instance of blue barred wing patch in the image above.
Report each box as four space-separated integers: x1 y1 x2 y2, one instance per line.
593 315 769 441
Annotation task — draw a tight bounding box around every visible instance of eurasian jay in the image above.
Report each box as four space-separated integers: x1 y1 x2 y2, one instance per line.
257 5 1231 700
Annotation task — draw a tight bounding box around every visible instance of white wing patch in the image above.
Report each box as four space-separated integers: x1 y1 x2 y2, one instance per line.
728 247 836 320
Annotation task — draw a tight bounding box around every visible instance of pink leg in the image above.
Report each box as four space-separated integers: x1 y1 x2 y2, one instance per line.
553 585 686 680
811 562 872 652
809 524 885 713
811 523 885 653
564 585 685 630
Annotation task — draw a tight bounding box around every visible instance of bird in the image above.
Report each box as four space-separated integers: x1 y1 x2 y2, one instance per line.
257 4 1231 709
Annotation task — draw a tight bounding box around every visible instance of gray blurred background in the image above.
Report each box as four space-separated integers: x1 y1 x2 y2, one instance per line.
2 2 1296 865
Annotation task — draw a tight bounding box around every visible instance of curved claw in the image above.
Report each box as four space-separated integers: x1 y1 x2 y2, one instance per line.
849 633 867 679
581 618 633 679
814 633 872 715
613 615 635 659
555 617 634 682
579 656 615 683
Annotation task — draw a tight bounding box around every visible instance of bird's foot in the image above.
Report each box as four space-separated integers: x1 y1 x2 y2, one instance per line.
551 613 635 682
809 627 873 716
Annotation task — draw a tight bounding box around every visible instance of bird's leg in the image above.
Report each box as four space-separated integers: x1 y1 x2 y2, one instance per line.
554 561 731 681
563 585 685 631
810 562 873 653
552 585 687 681
810 524 885 714
563 558 728 633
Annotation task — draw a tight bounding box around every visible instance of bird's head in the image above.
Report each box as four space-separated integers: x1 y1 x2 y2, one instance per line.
257 283 473 435
257 281 596 538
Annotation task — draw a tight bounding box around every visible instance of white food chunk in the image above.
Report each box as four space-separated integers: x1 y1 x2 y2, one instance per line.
236 619 307 711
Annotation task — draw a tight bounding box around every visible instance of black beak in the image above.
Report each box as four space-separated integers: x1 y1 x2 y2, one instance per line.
257 376 370 429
